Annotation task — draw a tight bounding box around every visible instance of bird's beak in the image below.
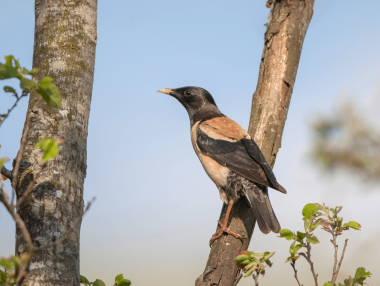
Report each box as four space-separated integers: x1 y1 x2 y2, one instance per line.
157 88 173 95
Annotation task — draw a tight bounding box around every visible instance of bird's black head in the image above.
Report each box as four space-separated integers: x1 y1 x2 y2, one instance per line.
158 86 224 126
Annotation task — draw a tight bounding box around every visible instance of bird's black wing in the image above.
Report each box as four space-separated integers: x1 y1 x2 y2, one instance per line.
196 125 286 193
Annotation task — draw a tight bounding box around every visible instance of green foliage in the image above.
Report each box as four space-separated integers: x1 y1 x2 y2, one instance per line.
115 274 131 286
0 157 9 168
344 221 361 230
80 274 131 286
278 229 293 240
34 137 61 161
36 77 62 109
0 254 31 286
279 203 369 286
0 55 61 110
278 203 362 264
93 280 106 286
336 267 371 286
234 251 274 278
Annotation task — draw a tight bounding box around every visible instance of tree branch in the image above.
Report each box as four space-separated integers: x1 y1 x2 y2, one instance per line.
196 1 315 285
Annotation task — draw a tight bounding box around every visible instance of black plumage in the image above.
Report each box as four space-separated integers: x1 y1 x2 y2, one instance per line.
158 86 286 244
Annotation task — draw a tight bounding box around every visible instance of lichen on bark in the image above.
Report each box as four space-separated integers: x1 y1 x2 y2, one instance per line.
15 1 97 285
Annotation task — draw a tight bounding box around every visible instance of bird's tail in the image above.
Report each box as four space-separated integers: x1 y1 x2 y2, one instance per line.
241 179 281 234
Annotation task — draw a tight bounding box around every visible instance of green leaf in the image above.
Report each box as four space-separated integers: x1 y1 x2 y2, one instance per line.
285 256 293 263
289 241 296 255
93 279 105 286
20 77 36 91
344 276 353 286
244 268 255 277
0 63 19 79
4 55 14 67
353 267 371 285
323 283 334 286
344 221 361 230
278 229 294 240
296 231 306 242
0 258 13 270
115 274 131 286
36 77 62 109
261 251 275 262
311 218 324 230
244 262 256 270
3 86 16 95
80 275 90 285
306 235 320 244
0 157 9 168
235 255 250 264
21 68 29 75
28 68 40 76
265 259 273 267
34 137 60 161
302 203 322 220
0 269 9 285
260 269 265 277
115 274 124 284
247 251 256 258
294 243 304 254
304 217 313 232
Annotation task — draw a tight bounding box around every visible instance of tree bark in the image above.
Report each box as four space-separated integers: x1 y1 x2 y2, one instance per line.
195 1 314 285
14 1 97 285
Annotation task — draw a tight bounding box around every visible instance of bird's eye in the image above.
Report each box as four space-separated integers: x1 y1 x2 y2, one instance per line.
185 90 191 96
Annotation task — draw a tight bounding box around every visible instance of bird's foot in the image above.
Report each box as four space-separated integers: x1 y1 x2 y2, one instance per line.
209 221 242 246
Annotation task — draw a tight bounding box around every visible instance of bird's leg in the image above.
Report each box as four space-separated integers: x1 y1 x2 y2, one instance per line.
210 199 242 246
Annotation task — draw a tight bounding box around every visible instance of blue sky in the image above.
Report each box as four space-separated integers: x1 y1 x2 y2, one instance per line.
1 0 380 285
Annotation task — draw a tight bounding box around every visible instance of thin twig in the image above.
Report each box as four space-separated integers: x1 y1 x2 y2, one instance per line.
35 198 95 252
0 177 34 249
11 113 31 202
0 89 29 127
330 234 338 283
290 260 303 286
299 243 319 286
331 239 348 284
14 164 46 209
233 272 243 286
252 270 259 286
15 248 33 286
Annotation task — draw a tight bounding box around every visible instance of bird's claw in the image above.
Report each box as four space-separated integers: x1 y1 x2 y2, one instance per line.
209 221 242 246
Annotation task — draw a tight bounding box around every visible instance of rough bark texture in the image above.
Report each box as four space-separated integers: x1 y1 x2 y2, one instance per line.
14 1 97 285
195 1 314 285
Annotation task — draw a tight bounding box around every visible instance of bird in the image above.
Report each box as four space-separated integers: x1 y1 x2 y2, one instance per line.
158 86 287 245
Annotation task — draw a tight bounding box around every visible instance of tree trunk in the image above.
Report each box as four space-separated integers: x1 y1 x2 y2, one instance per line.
195 1 314 285
14 1 97 285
